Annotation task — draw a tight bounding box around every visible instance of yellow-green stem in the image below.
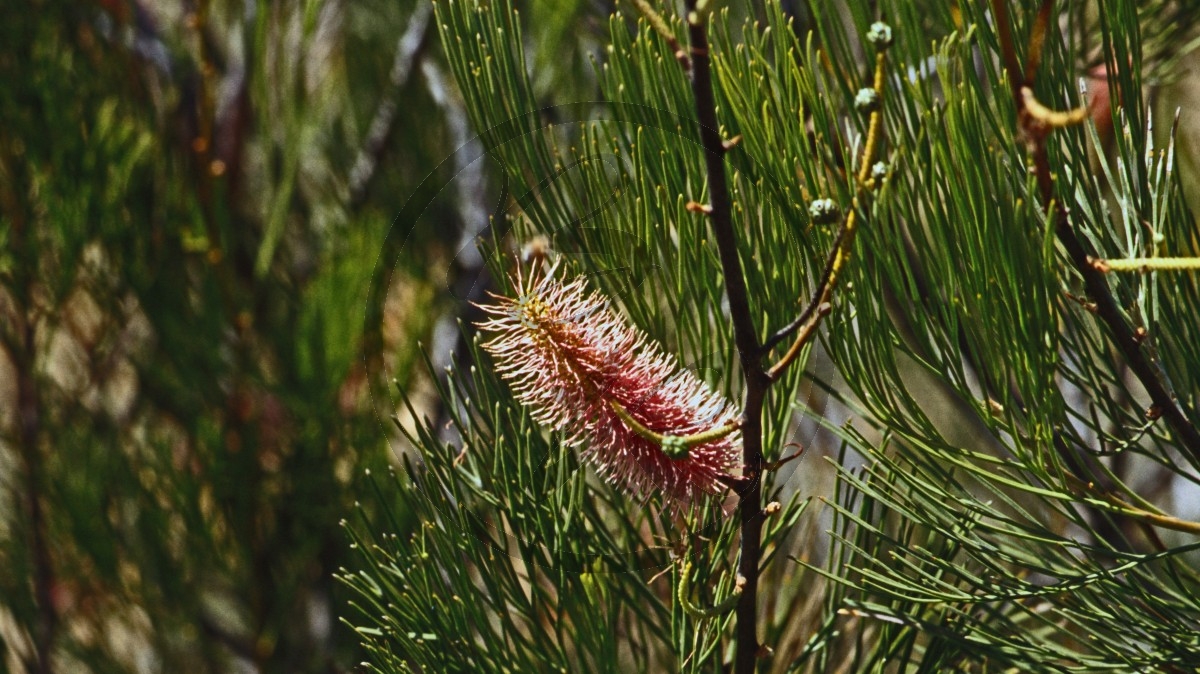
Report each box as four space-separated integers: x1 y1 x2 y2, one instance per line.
767 50 888 381
677 559 743 619
609 401 741 459
1103 257 1200 273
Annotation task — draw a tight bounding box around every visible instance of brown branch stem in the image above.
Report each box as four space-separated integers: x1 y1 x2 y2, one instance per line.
682 4 768 671
5 144 56 673
16 324 56 674
989 0 1200 462
347 3 433 208
758 227 845 355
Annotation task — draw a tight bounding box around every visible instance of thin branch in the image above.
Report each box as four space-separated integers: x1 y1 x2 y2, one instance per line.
677 560 745 619
766 49 889 382
992 0 1023 103
764 444 805 472
5 148 56 672
1023 0 1055 84
1098 257 1200 273
758 227 846 355
628 0 690 70
764 303 831 381
681 3 769 671
683 15 762 373
989 0 1200 462
1063 474 1200 536
1022 86 1088 129
16 324 55 674
347 3 433 208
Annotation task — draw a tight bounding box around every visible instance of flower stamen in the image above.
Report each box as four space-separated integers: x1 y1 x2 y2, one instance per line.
477 269 742 507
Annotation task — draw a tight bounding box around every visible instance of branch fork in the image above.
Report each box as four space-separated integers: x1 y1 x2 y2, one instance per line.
673 10 894 670
763 32 892 383
990 0 1200 461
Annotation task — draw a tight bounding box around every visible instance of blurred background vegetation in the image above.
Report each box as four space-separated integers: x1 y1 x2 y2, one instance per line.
7 0 1200 672
0 0 609 671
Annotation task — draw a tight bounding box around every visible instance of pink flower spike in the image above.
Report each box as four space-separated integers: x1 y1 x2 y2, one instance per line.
476 268 741 508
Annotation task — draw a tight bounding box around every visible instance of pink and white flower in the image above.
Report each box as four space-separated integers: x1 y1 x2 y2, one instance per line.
477 268 740 507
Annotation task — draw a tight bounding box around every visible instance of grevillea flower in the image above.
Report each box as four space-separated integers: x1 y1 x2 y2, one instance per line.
477 268 741 508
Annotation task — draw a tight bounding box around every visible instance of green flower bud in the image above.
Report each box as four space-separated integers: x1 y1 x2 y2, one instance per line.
867 22 893 50
809 198 841 225
855 88 881 114
660 435 689 459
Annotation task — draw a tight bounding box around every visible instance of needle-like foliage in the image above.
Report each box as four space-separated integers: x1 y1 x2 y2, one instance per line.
344 1 1200 672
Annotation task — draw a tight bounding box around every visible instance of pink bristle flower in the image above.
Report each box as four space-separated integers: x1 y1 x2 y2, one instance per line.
476 268 741 508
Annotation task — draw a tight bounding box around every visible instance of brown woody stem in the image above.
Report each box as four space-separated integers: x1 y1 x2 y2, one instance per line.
681 3 769 671
989 0 1200 463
